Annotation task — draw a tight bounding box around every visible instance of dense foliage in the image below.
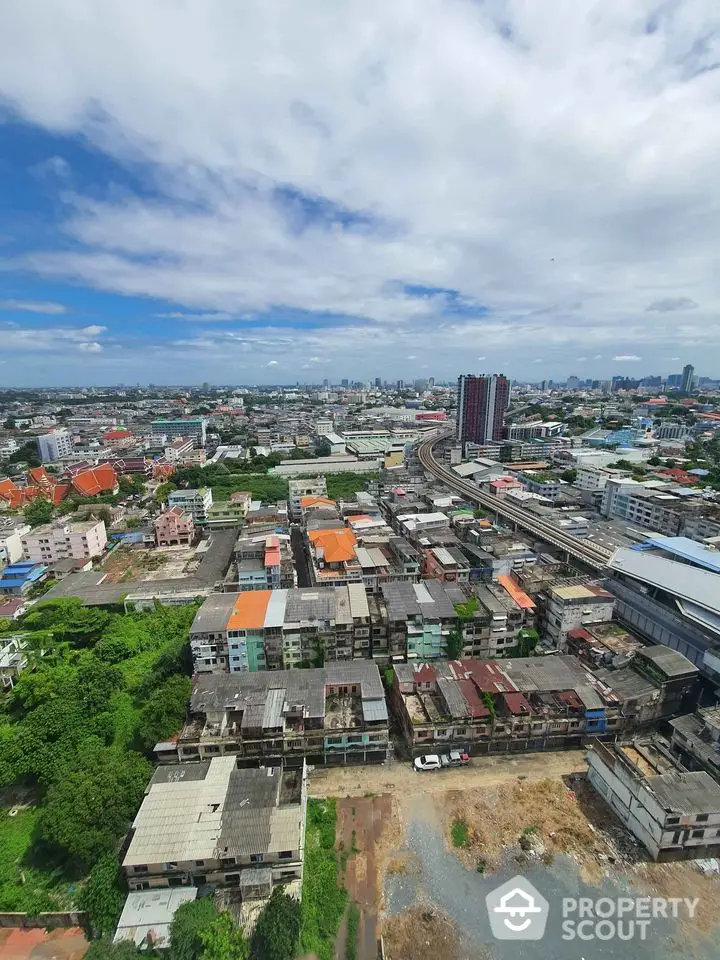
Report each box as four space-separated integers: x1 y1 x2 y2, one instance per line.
299 799 347 960
250 889 301 960
0 598 197 911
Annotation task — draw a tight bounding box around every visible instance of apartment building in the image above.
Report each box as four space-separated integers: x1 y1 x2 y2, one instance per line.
587 739 720 861
151 418 207 446
167 488 213 525
156 662 389 765
189 585 386 673
600 477 712 537
515 471 566 501
669 707 720 784
543 583 616 648
123 758 307 891
307 526 362 586
0 635 28 689
423 544 471 583
154 507 195 547
233 532 295 591
0 519 30 567
22 519 107 563
37 428 73 462
391 645 697 757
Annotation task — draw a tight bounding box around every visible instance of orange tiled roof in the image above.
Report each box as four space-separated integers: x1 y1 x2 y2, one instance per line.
227 590 272 631
497 574 536 611
71 463 118 497
103 429 132 441
308 527 357 563
300 495 337 509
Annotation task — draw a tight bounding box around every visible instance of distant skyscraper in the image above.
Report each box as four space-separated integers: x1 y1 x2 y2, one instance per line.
397 379 404 389
681 363 695 394
566 375 580 390
428 377 435 388
456 374 509 452
374 377 382 388
341 378 349 388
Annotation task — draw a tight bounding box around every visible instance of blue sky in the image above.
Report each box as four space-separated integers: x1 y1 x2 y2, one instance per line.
1 0 719 386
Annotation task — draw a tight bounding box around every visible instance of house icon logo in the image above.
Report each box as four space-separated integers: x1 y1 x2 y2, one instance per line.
485 875 549 940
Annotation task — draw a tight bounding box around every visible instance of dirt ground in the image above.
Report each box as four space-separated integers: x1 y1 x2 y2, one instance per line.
0 929 87 960
309 750 588 801
101 544 198 583
335 794 396 960
380 906 483 960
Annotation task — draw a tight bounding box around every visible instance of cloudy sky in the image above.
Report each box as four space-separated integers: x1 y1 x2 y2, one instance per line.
0 0 718 386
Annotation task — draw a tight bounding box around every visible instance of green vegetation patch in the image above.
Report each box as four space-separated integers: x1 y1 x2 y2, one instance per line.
299 798 348 960
451 818 470 848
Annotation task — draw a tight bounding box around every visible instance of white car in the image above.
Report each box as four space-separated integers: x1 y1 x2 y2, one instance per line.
413 754 442 772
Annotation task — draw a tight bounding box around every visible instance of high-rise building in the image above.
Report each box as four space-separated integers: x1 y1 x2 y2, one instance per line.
681 364 695 394
37 429 73 463
374 377 382 388
456 374 509 452
566 375 580 390
341 378 349 388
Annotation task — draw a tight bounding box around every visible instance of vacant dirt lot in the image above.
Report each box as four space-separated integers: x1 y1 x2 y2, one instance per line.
102 544 199 582
309 750 587 801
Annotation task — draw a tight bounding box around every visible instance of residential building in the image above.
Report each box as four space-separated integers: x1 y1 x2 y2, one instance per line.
0 561 48 595
0 519 30 567
245 501 288 529
587 738 720 860
307 526 361 586
600 477 713 538
507 421 565 440
22 519 107 564
113 889 198 950
189 585 385 673
423 545 471 583
233 533 296 591
391 646 697 757
456 374 510 452
669 707 720 784
151 418 207 446
154 507 195 547
681 363 695 394
123 758 307 891
488 476 524 498
168 488 213 525
0 634 29 689
37 428 73 462
543 583 616 648
156 663 389 765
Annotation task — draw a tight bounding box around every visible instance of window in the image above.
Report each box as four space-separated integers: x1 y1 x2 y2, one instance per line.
696 814 709 823
279 850 293 860
195 860 205 867
220 857 235 867
134 864 148 873
666 816 680 825
250 854 264 864
692 829 705 839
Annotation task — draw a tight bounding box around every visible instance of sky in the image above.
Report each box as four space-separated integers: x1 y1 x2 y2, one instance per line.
0 0 719 387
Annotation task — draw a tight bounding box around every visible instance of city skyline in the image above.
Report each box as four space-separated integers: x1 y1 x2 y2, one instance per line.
1 3 719 385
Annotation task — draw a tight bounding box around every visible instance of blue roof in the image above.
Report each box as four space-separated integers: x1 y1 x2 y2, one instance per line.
645 536 720 574
2 561 41 573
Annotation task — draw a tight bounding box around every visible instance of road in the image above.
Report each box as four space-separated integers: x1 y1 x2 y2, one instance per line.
290 524 313 587
308 749 587 798
417 431 611 570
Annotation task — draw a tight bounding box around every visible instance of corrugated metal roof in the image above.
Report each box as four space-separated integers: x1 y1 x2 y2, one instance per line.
348 582 370 619
262 687 286 729
264 589 288 629
361 698 389 722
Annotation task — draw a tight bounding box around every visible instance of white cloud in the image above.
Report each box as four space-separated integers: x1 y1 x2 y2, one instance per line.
612 354 642 361
78 340 103 353
477 356 486 361
0 299 66 314
266 359 279 366
576 356 588 361
407 355 417 360
1 1 720 378
80 324 107 337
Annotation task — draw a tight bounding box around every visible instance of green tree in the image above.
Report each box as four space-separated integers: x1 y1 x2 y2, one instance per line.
445 626 464 661
78 854 125 938
77 659 124 713
169 897 219 960
138 674 192 752
84 940 143 960
647 455 661 466
201 911 249 960
36 744 152 868
3 416 16 430
560 468 577 483
155 481 176 503
23 498 54 527
250 889 300 960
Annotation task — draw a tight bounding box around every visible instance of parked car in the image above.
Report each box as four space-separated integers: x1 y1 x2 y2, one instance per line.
413 754 442 772
440 750 470 767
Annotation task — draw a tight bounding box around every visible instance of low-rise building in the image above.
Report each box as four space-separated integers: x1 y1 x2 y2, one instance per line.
543 583 616 648
587 738 720 861
168 488 213 525
391 645 698 756
154 507 195 547
22 519 107 564
0 561 48 595
157 663 389 765
123 758 307 891
0 519 30 567
0 634 28 689
423 544 471 583
233 533 295 592
669 707 720 784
